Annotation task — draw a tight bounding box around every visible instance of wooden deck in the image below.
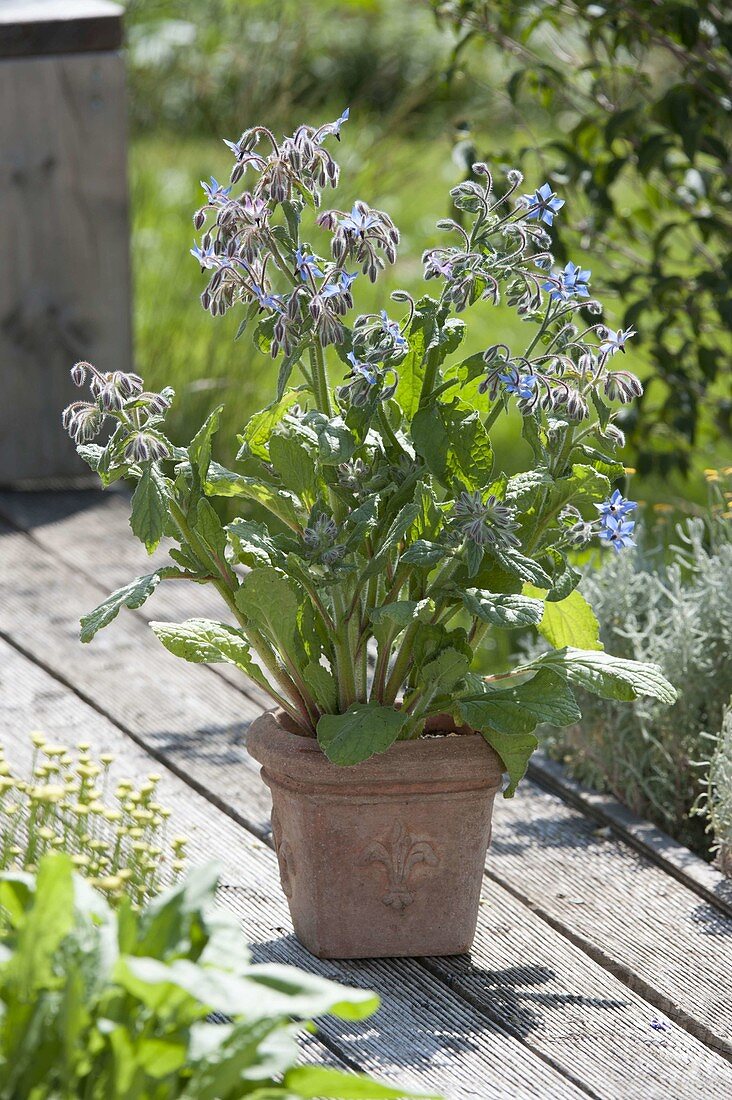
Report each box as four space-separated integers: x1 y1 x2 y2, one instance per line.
1 487 731 1099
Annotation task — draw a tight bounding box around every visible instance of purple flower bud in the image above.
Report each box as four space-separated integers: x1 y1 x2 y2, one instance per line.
70 361 89 387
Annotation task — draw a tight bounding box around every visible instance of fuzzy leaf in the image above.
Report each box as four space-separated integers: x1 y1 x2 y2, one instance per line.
269 433 319 506
317 703 409 766
238 393 299 461
130 465 168 554
460 589 545 628
533 647 677 704
149 619 257 673
491 546 552 588
188 406 223 483
417 646 470 699
205 464 303 530
400 540 449 567
235 568 302 658
459 669 580 794
80 573 162 642
284 1066 439 1099
412 400 493 491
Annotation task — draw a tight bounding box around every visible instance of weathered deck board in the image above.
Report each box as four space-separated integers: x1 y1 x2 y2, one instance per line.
529 753 732 918
4 637 732 1098
1 641 588 1100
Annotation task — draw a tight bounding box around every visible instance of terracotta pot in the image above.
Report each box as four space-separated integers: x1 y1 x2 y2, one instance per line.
247 710 504 959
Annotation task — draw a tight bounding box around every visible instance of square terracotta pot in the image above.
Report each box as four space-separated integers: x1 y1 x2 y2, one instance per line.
247 710 504 959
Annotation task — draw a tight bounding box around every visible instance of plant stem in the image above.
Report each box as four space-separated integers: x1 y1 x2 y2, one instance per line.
310 343 333 417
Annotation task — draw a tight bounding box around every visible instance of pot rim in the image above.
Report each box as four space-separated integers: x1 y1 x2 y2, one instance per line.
246 708 505 794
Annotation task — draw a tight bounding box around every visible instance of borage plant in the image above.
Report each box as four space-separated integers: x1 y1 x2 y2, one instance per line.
63 112 675 798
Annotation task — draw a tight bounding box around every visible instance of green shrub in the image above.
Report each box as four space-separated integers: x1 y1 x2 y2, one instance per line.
540 513 732 856
0 734 185 907
0 855 430 1099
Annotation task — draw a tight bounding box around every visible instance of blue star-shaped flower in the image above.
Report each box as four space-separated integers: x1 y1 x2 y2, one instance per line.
190 240 218 269
380 310 407 348
340 205 380 234
322 270 358 298
542 261 592 302
200 176 232 203
600 327 636 357
499 372 538 400
522 182 565 226
596 490 637 523
251 284 283 312
598 515 636 552
294 248 324 282
347 351 378 385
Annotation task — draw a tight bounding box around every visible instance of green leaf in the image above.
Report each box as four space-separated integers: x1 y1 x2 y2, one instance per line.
369 600 434 629
460 589 545 628
193 497 230 573
302 662 338 712
491 546 552 588
305 413 356 465
365 500 421 575
276 348 303 400
545 463 611 517
227 519 282 567
149 619 260 678
417 646 470 700
284 1066 439 1099
504 468 553 512
238 393 300 461
533 647 677 704
235 568 303 656
188 406 223 483
205 463 303 530
130 464 168 554
477 727 537 798
412 400 493 491
458 669 581 795
80 573 162 642
524 585 602 650
400 540 449 567
395 298 440 418
317 703 409 766
269 433 319 506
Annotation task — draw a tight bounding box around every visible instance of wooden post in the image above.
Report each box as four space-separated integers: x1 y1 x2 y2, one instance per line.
0 1 131 485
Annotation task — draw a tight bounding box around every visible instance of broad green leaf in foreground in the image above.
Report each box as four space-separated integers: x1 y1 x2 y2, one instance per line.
317 703 409 766
284 1065 441 1099
458 669 581 795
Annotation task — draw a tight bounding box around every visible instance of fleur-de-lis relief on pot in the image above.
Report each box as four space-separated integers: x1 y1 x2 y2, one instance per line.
360 822 439 910
271 809 295 898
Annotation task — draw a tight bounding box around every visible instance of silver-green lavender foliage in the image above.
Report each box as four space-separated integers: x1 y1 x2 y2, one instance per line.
695 700 732 875
542 518 732 856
